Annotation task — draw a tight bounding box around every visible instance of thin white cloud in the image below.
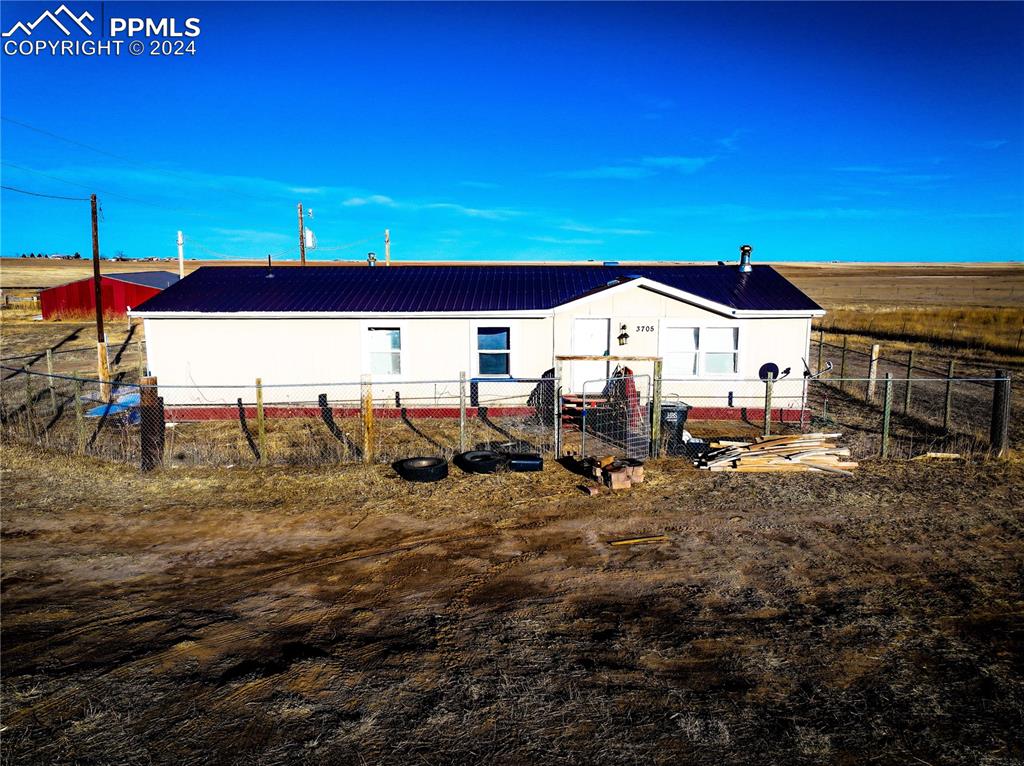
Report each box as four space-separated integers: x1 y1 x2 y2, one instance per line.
559 221 653 236
551 155 715 180
966 139 1008 150
341 193 521 220
528 235 603 245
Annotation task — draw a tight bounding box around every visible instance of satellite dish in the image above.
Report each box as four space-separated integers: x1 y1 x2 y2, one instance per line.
758 362 780 382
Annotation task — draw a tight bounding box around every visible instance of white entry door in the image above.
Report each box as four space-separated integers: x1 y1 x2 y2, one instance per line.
571 318 610 393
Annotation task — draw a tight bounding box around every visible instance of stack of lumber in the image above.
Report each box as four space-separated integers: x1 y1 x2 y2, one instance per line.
696 433 858 475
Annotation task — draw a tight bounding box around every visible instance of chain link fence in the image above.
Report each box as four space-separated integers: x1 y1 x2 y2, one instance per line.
0 363 1013 469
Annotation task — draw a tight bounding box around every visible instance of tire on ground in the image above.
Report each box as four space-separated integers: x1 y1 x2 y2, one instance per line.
455 450 505 474
394 456 449 482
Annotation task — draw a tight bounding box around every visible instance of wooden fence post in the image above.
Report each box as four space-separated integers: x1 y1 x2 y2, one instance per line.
136 340 146 379
903 349 914 414
943 359 955 432
45 349 57 415
255 377 267 466
816 328 824 375
459 371 467 453
97 341 111 403
838 336 848 392
866 344 880 401
650 359 663 458
74 378 86 454
23 370 36 441
881 372 893 459
989 370 1011 458
553 359 563 456
763 372 774 437
140 375 165 471
361 374 374 464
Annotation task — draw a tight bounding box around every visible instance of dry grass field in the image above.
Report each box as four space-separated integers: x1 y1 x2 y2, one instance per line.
2 444 1022 765
2 259 1023 765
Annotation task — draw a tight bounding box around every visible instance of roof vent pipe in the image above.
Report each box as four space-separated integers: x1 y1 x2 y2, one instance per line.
738 244 753 273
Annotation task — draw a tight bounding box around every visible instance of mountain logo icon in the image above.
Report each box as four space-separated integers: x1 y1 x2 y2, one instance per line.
2 4 94 37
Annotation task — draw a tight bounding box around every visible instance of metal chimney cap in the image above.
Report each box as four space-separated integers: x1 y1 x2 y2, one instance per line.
740 244 753 255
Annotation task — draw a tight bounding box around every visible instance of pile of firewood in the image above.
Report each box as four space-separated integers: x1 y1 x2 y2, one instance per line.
695 433 858 475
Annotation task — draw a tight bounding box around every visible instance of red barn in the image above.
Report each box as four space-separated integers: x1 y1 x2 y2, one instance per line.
40 271 180 320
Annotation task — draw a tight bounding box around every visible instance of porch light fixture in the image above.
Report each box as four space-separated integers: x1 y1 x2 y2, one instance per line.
617 324 630 346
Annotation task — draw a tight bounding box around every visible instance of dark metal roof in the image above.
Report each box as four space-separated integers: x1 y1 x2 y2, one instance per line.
132 265 822 314
105 271 180 289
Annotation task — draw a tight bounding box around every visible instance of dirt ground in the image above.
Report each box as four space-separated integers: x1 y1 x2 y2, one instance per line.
2 442 1022 765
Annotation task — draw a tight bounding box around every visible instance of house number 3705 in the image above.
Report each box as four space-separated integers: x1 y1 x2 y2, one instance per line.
635 325 654 332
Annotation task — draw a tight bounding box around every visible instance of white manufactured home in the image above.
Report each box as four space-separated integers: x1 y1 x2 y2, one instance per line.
131 259 824 417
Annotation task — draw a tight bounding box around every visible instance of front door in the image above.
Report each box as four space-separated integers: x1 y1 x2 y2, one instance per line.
571 317 610 393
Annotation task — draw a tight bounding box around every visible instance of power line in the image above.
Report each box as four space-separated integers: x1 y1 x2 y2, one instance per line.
1 161 212 217
1 184 90 201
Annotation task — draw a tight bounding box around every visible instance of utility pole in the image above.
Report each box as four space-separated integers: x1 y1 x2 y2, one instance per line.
176 230 185 279
91 194 110 401
385 228 391 266
297 202 306 266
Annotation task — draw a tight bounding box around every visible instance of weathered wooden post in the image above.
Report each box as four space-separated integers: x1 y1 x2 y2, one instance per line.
903 349 915 414
361 374 374 464
73 378 86 455
881 372 893 459
459 371 467 453
136 340 146 379
553 358 563 456
650 359 663 458
866 344 880 401
816 328 824 375
989 370 1011 458
838 336 848 392
943 359 955 432
255 377 267 466
23 370 36 441
140 375 165 471
763 372 774 437
45 349 58 415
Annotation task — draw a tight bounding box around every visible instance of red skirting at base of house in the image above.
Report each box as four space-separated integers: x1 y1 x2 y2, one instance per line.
162 404 808 423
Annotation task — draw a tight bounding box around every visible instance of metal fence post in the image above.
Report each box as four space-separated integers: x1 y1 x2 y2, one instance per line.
458 371 467 453
255 377 267 466
45 349 57 415
73 378 85 454
943 359 955 432
361 374 374 464
763 372 774 436
990 370 1011 458
838 336 848 392
881 372 893 459
866 344 880 401
650 360 663 458
903 349 914 414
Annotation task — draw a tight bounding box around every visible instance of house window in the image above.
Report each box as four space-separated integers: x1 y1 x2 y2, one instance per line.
703 327 739 374
477 327 510 375
663 326 699 377
367 327 401 375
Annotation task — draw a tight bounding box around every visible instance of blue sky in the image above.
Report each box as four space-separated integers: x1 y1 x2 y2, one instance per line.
1 1 1021 262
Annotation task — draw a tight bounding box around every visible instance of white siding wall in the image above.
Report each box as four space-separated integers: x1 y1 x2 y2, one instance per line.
143 283 814 410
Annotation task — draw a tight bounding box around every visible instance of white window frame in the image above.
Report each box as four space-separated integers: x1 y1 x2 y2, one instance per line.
362 322 407 380
701 326 740 378
659 320 743 379
471 321 513 378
